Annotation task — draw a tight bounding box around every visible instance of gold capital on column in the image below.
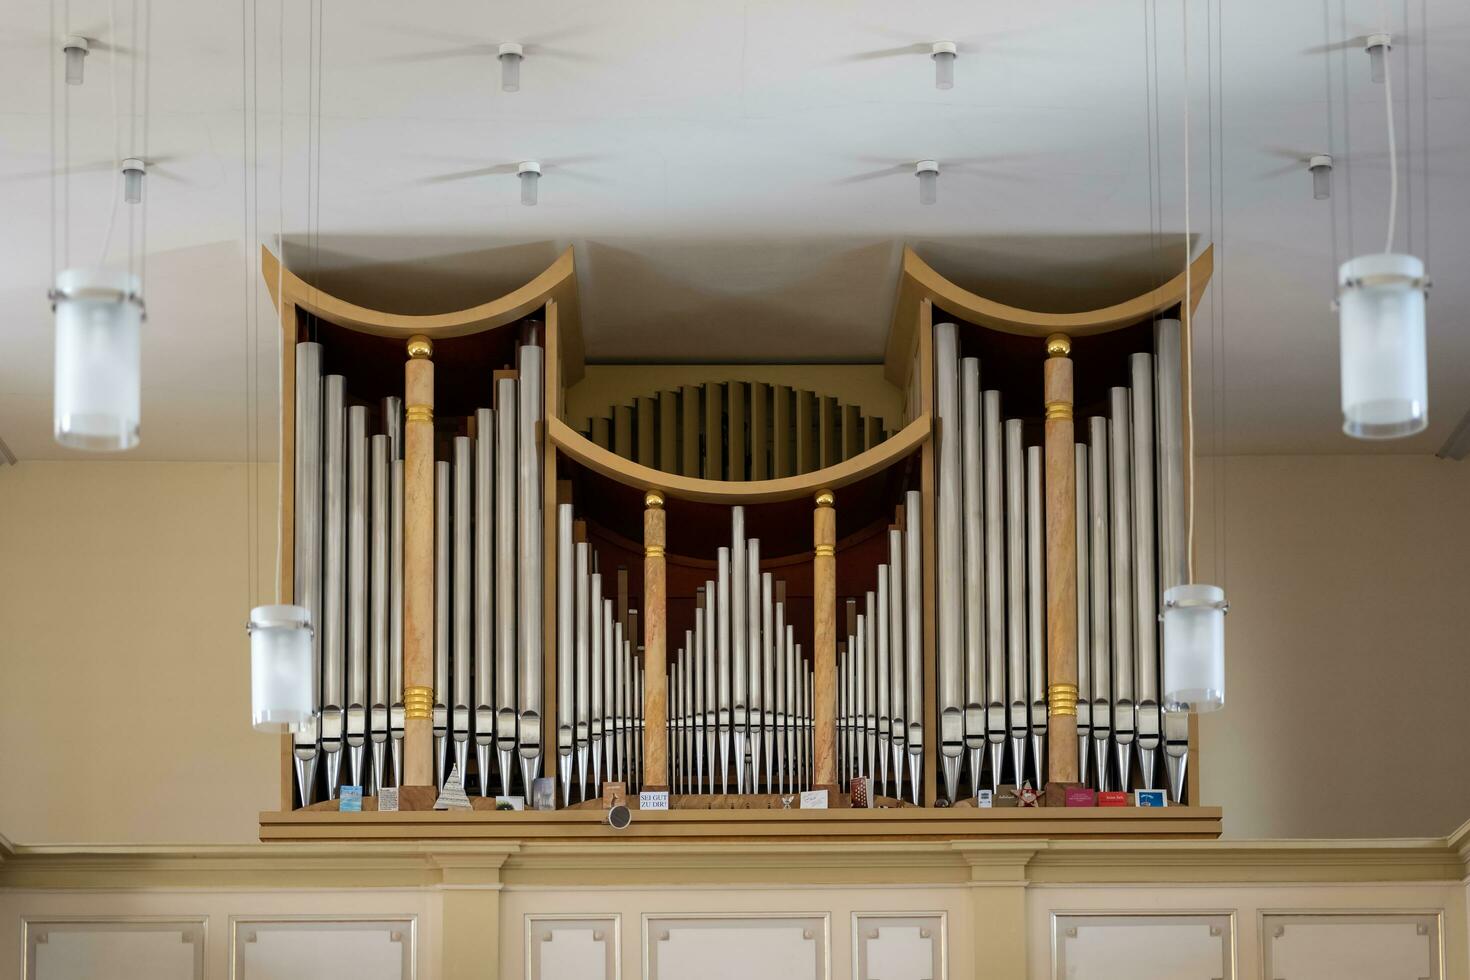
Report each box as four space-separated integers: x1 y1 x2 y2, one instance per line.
406 335 434 360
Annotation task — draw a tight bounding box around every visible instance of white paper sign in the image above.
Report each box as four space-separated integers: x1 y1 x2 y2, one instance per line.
799 789 829 810
378 787 399 812
639 791 670 811
977 789 993 809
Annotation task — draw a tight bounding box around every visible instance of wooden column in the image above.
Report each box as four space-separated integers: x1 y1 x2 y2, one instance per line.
402 335 435 786
1043 333 1079 784
643 491 669 789
813 489 837 789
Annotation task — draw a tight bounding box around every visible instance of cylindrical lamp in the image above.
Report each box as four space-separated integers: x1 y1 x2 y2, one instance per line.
52 268 144 451
248 604 316 733
1161 584 1227 713
1365 33 1391 83
63 35 89 86
518 160 541 206
916 160 938 206
122 158 145 205
498 42 523 93
1308 154 1332 200
931 41 957 90
1337 253 1429 439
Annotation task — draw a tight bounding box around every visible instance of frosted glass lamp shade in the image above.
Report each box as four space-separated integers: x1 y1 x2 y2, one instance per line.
932 51 956 89
122 159 145 204
916 161 938 206
52 268 143 451
518 161 540 206
63 35 88 85
1366 33 1390 83
1337 253 1428 439
1162 584 1227 713
1309 154 1332 200
498 42 523 92
248 604 315 733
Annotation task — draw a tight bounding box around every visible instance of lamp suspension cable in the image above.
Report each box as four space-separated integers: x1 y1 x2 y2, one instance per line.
1379 0 1398 254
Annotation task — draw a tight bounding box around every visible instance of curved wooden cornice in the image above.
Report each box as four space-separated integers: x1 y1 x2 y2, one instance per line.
261 245 585 384
548 414 930 505
885 244 1214 385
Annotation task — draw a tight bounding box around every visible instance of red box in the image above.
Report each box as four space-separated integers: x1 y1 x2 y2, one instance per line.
1064 787 1097 807
1097 791 1129 807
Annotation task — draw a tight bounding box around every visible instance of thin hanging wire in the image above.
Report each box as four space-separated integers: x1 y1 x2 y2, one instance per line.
1338 0 1356 257
49 0 57 284
139 0 151 294
96 0 121 267
242 0 258 610
1379 0 1399 254
1183 0 1195 574
63 0 71 270
1322 0 1341 298
1210 0 1228 591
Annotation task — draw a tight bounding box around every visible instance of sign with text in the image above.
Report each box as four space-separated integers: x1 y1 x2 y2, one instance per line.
639 791 670 810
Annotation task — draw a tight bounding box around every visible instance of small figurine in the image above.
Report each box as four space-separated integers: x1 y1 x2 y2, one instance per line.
1018 780 1040 808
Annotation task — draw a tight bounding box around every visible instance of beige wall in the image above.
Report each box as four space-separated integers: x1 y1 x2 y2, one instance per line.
1195 454 1470 839
1 454 1467 845
0 461 279 844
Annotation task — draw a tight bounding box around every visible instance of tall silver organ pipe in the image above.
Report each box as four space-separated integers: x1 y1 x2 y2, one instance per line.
555 503 575 804
959 356 985 792
731 509 748 792
982 391 1007 791
1074 442 1092 788
611 619 624 782
495 377 518 788
772 593 785 792
876 567 892 796
604 596 617 786
345 405 369 790
1154 319 1191 802
887 529 906 799
705 574 719 793
853 610 867 784
1088 417 1113 790
474 409 495 796
747 538 762 792
1130 354 1161 789
589 572 604 794
864 592 878 785
1108 387 1137 789
693 589 706 793
574 541 591 799
761 572 775 790
389 457 404 788
433 460 451 788
1025 444 1047 790
292 343 323 804
451 436 473 785
716 547 732 793
320 374 346 799
933 321 965 803
369 434 390 795
1003 419 1028 790
517 341 545 791
902 489 923 802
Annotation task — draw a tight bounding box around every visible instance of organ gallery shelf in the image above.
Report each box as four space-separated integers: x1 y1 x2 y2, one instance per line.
260 239 1218 842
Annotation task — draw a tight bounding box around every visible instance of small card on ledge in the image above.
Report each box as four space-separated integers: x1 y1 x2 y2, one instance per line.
800 789 829 809
639 790 670 810
378 787 399 812
1097 790 1128 807
1134 789 1167 808
339 786 363 812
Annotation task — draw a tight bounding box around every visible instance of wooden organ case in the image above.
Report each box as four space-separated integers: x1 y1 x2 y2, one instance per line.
260 243 1222 843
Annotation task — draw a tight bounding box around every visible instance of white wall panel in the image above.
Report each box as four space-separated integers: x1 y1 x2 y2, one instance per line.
645 913 828 980
527 915 619 980
1262 912 1441 980
232 917 414 980
1052 913 1233 980
853 913 945 980
24 918 205 980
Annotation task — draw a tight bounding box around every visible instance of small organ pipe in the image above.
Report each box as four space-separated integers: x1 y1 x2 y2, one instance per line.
346 405 369 789
451 436 472 785
369 434 390 795
1088 417 1113 791
960 357 986 786
433 460 451 789
556 503 575 803
982 391 1007 791
1108 388 1137 789
902 489 924 803
1074 442 1092 788
495 377 519 788
473 409 495 795
1004 419 1027 790
320 374 346 799
1026 444 1047 790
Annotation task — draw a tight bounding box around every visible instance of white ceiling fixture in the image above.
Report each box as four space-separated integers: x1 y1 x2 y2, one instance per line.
62 35 89 85
518 160 541 206
915 160 938 205
121 158 146 204
1307 154 1332 200
1337 25 1429 440
498 42 524 92
930 41 957 89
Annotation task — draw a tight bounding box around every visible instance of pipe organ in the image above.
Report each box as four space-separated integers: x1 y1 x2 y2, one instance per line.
264 242 1216 830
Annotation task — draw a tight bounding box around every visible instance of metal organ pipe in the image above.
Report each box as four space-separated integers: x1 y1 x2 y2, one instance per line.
390 458 404 787
517 342 544 792
556 503 575 804
960 356 985 794
474 409 495 796
902 489 923 803
346 405 369 790
320 374 346 799
747 538 762 792
292 343 323 804
1025 444 1047 791
433 460 451 789
495 377 519 790
933 322 965 803
1130 354 1161 789
1108 387 1136 789
1154 318 1191 802
1088 417 1113 791
369 434 390 795
876 567 891 797
451 436 473 787
1004 418 1028 791
887 529 906 800
731 509 748 792
1074 442 1092 789
575 542 591 799
761 571 775 791
982 392 1007 792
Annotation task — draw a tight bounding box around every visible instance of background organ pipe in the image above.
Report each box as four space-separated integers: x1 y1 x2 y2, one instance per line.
346 405 369 790
772 594 785 792
694 589 706 793
589 571 604 793
292 343 322 806
1155 318 1191 802
517 343 545 790
704 581 717 793
982 391 1007 791
1130 353 1161 789
1026 444 1047 790
761 571 774 790
389 458 404 787
369 434 390 795
451 436 472 785
1074 442 1092 788
474 409 495 796
887 528 906 798
494 377 518 788
1108 387 1137 789
1088 417 1113 791
556 503 575 803
433 460 450 789
902 489 923 803
933 322 965 803
604 596 617 787
575 541 590 798
876 567 891 795
747 538 762 792
716 547 732 793
1004 418 1028 790
319 374 346 799
960 357 985 789
731 509 748 792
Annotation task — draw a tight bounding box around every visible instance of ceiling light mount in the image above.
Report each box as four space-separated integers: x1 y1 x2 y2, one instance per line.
122 158 146 204
518 160 541 206
931 41 957 90
498 42 524 92
915 160 939 205
1365 33 1391 83
62 34 90 86
1307 154 1332 200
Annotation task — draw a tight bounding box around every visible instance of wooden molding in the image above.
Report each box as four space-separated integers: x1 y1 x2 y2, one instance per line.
547 413 931 505
884 245 1215 385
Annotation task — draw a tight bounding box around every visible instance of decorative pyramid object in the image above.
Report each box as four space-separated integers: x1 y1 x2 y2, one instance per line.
434 764 474 810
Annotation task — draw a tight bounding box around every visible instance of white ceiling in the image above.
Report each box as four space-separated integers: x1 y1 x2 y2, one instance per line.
1 0 1466 461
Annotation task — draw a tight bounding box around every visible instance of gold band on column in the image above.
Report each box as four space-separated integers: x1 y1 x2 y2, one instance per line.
406 404 434 424
1044 400 1072 421
403 686 433 720
1047 683 1079 717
